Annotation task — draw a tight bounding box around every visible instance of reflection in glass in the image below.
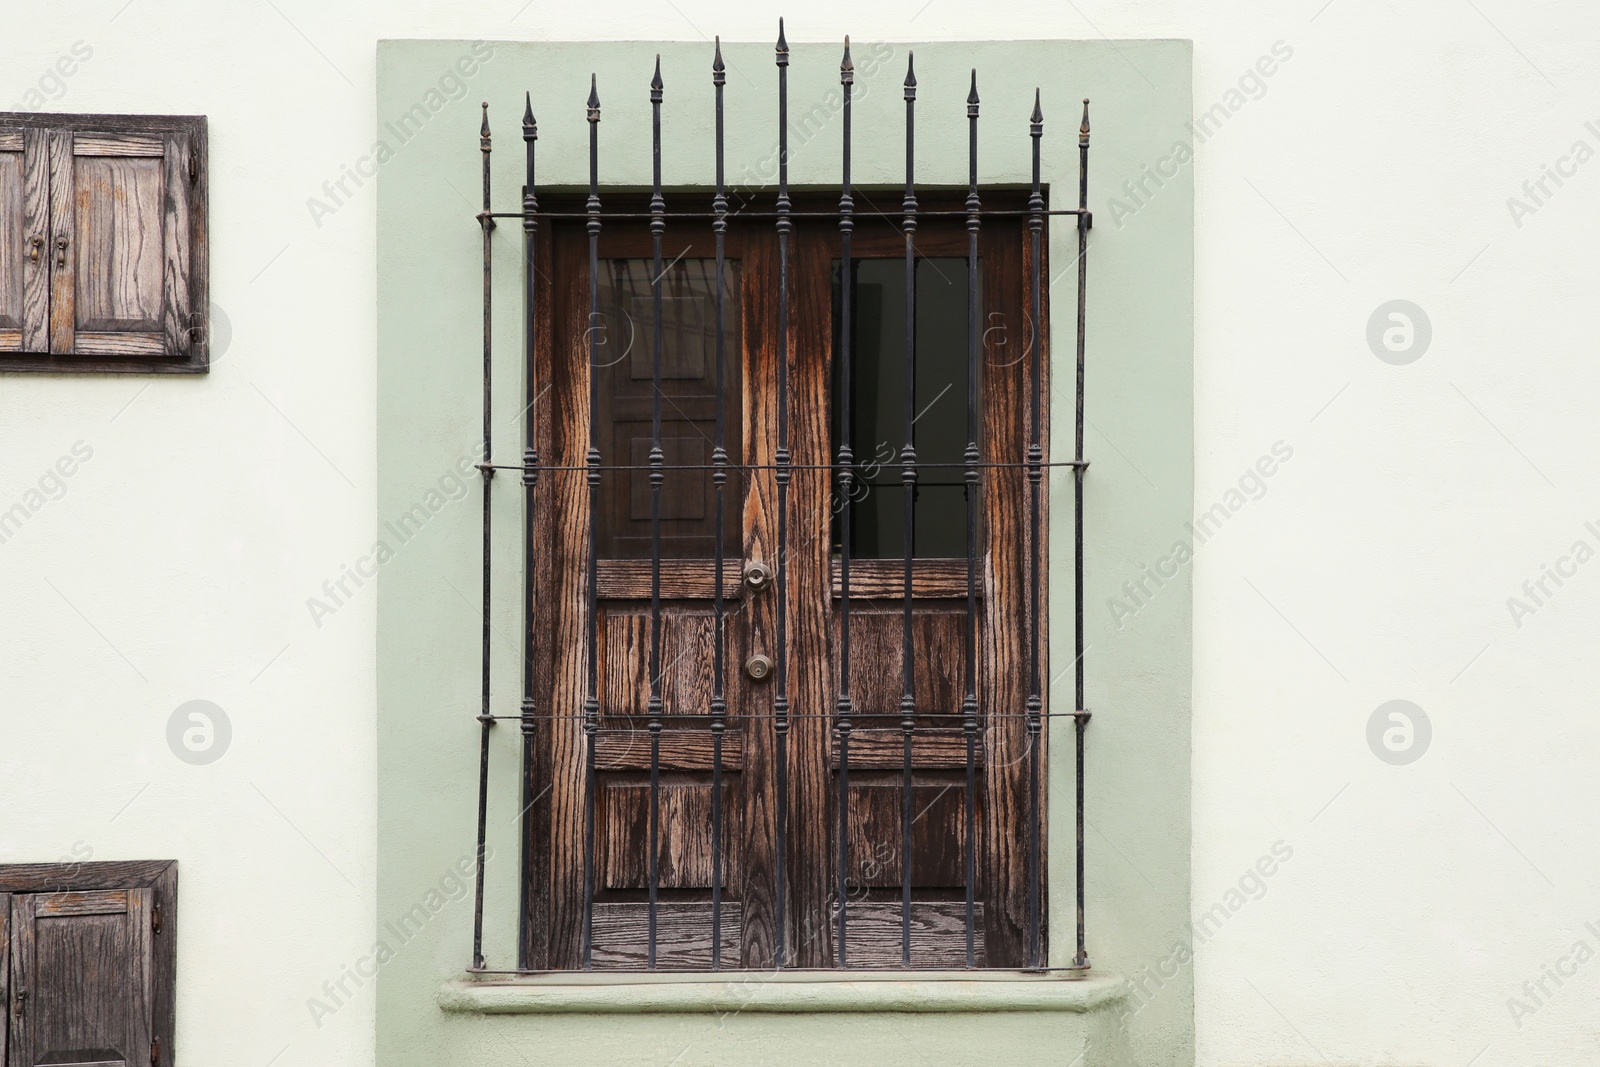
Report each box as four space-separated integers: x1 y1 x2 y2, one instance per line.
832 257 980 559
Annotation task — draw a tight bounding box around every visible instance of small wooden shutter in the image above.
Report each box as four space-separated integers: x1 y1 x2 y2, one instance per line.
0 129 49 353
49 127 192 359
7 890 157 1067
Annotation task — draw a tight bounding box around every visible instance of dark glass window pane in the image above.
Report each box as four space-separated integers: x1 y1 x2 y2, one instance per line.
595 257 743 560
832 256 980 559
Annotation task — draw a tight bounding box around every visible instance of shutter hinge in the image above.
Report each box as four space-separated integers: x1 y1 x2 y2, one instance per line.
188 147 198 185
151 1036 161 1066
152 901 162 934
189 312 204 345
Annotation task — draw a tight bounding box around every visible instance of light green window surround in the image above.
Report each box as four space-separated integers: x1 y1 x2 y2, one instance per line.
378 35 1192 1067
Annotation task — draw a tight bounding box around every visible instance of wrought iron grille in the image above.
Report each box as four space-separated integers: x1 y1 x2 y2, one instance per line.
465 24 1093 973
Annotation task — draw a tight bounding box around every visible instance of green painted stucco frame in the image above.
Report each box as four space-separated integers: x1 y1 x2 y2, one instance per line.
377 36 1192 1067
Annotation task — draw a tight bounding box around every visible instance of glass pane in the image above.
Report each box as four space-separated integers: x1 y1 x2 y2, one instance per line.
831 256 980 559
595 257 743 560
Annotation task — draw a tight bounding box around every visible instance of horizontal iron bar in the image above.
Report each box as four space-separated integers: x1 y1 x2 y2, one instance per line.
477 460 1089 472
483 208 1088 220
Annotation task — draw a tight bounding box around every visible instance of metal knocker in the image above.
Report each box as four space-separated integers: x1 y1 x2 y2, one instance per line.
55 236 67 268
27 234 43 263
743 559 772 594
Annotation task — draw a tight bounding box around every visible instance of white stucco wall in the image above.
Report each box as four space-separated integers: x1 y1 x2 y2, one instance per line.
2 2 1594 1066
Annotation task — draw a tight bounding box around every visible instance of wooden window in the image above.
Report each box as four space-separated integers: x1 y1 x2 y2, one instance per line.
1 861 177 1067
524 194 1044 970
0 114 207 373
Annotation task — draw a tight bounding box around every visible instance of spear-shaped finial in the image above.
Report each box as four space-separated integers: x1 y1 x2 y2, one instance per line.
1080 98 1091 146
776 17 788 61
904 51 916 98
967 69 979 111
841 36 854 84
480 101 491 147
651 54 663 101
587 73 600 121
1030 88 1043 129
714 35 725 81
522 91 536 139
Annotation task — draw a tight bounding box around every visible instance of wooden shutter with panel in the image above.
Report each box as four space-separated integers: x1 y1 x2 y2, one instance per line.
1 862 176 1067
0 114 206 373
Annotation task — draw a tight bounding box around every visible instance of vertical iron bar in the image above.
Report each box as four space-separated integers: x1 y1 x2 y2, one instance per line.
518 93 540 972
835 37 855 968
773 18 792 970
962 69 981 971
581 76 602 971
1025 89 1045 970
472 101 495 973
710 38 728 972
646 56 667 972
898 53 918 969
1074 99 1092 972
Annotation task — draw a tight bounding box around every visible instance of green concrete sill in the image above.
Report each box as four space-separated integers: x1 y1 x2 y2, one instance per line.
439 970 1128 1015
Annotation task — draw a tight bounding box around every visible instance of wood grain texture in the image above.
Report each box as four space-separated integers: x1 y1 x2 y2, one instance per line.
830 901 987 968
590 901 742 970
72 133 162 157
830 558 976 598
829 728 982 769
602 778 739 889
72 155 163 329
69 331 164 355
0 139 23 339
596 559 743 599
0 860 176 1067
45 127 73 355
594 728 744 770
33 891 128 917
0 113 205 373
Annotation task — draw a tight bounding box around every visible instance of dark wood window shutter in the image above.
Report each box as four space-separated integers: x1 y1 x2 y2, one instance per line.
1 862 176 1067
0 114 207 374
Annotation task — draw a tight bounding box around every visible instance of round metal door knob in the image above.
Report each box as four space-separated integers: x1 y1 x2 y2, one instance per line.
743 560 772 593
745 654 773 681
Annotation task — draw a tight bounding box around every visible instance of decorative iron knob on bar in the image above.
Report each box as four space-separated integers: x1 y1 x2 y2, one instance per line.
743 559 772 593
745 654 773 681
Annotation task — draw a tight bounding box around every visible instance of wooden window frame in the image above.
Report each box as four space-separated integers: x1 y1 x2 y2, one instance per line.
520 191 1047 971
0 112 209 374
0 860 178 1067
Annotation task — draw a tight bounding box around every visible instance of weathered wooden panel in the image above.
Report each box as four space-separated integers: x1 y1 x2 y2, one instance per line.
590 901 742 970
0 141 24 342
35 890 128 916
70 331 164 356
596 558 743 599
830 727 982 769
832 558 975 598
600 608 724 719
602 778 737 890
11 891 141 1067
73 155 164 330
594 728 744 771
834 604 966 717
843 777 969 888
830 901 987 968
0 113 205 373
46 128 74 354
72 132 162 157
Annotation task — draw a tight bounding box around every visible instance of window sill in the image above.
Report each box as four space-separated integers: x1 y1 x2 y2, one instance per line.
438 970 1127 1015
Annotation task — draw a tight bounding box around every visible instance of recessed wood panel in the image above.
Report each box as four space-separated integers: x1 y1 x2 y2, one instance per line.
73 155 164 330
602 779 738 890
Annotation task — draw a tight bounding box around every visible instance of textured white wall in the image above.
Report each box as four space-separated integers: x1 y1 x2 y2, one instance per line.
1 2 1594 1066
